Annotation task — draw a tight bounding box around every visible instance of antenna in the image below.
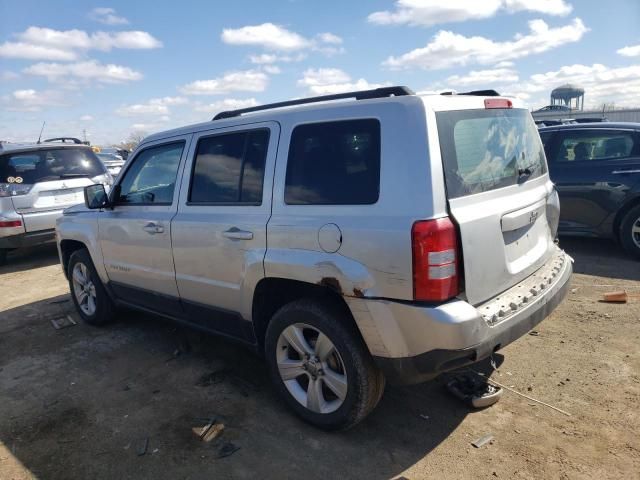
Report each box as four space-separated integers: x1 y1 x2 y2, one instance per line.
37 121 46 144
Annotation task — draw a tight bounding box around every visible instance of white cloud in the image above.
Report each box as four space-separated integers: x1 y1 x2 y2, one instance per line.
222 23 311 51
248 53 306 64
298 68 387 95
317 32 343 44
617 44 640 57
89 7 129 26
446 67 519 86
368 0 572 27
193 98 259 114
80 114 94 121
116 97 188 116
2 89 68 112
0 26 162 61
24 60 143 83
1 71 20 81
262 65 281 74
383 18 588 70
0 42 78 61
180 70 268 95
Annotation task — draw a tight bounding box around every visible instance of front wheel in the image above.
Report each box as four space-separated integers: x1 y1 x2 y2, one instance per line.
620 205 640 260
68 249 115 325
265 299 385 430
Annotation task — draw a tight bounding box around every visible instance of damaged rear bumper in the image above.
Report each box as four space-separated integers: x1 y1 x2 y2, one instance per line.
357 247 572 385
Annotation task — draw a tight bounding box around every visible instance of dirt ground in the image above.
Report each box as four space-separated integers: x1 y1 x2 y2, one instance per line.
1 238 639 480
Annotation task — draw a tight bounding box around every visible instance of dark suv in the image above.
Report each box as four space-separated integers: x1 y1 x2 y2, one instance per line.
539 122 640 258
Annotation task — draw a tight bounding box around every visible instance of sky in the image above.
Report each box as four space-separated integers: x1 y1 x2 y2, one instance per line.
1 0 639 145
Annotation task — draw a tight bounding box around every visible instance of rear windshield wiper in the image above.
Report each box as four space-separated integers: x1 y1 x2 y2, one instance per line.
517 162 540 178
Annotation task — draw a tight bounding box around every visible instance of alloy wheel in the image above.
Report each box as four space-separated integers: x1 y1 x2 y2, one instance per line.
72 262 97 316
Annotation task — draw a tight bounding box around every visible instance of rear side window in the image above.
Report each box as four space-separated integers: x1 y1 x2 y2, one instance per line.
285 119 380 205
1 147 105 185
436 109 546 198
553 130 635 162
189 129 269 204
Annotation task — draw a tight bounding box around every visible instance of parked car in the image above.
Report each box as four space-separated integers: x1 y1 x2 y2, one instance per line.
0 141 112 265
100 147 130 161
534 105 571 113
56 87 572 429
540 122 640 259
97 153 125 176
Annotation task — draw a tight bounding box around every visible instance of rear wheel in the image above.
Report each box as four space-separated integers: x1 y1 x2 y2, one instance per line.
265 299 385 430
620 205 640 260
68 249 115 325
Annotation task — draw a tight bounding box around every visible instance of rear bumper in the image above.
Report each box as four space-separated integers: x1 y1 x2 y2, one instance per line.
363 247 572 385
0 229 57 249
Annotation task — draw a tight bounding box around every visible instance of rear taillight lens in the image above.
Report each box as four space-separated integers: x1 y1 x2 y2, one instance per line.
412 217 460 301
0 220 22 228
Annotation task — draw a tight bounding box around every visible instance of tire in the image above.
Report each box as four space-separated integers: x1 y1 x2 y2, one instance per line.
265 298 385 430
67 249 115 325
619 205 640 260
0 249 7 266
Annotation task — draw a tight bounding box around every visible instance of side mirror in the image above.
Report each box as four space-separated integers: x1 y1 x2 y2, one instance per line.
84 184 109 209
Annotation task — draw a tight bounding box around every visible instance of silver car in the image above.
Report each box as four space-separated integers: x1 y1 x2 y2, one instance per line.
56 87 572 429
0 142 111 265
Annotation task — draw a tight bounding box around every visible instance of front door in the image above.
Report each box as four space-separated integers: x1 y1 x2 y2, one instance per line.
98 137 190 314
547 128 640 235
171 122 278 337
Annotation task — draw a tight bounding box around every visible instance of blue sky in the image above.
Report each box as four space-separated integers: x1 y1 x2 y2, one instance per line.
1 0 639 145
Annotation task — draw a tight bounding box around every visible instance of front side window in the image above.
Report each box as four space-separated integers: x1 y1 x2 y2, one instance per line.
117 142 184 205
553 130 635 163
285 119 381 205
189 129 269 204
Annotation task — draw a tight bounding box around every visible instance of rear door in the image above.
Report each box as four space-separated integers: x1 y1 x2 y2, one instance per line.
545 128 640 234
171 122 278 333
3 147 107 232
98 137 190 315
435 105 556 305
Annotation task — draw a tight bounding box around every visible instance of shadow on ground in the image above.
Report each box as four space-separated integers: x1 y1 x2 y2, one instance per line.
0 294 495 480
559 236 640 281
0 244 60 275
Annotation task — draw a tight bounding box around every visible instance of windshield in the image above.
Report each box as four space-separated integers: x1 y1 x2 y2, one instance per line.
0 147 106 184
436 108 547 198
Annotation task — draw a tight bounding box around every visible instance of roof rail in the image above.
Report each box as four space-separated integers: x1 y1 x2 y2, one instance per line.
43 137 83 144
212 86 415 120
441 89 501 97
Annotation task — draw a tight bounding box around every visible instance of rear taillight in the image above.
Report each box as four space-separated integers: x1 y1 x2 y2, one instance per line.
484 98 512 109
0 220 22 228
412 217 460 302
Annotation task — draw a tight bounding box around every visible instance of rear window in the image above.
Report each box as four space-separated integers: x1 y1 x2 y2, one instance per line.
436 109 547 198
0 147 106 185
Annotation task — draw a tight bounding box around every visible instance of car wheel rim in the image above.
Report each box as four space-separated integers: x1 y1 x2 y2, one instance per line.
72 262 97 316
632 216 640 249
276 323 348 414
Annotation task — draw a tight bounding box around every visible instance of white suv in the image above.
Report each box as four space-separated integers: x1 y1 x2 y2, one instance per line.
56 87 572 430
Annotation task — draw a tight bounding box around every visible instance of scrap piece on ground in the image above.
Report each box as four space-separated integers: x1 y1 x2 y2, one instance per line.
602 291 628 303
202 423 224 442
446 373 503 408
217 442 240 458
472 434 494 448
50 315 77 330
136 437 149 456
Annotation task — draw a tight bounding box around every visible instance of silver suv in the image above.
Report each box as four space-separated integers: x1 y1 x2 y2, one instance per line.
56 87 572 430
0 141 112 265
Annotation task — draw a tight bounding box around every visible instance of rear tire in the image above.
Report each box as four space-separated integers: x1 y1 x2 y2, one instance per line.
0 249 7 266
67 249 115 325
619 205 640 260
265 298 385 430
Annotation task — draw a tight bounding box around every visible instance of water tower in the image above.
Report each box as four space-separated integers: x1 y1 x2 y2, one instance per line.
550 84 585 110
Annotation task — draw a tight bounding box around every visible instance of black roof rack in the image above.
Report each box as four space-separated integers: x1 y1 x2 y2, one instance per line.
441 89 501 97
213 86 415 120
42 137 83 144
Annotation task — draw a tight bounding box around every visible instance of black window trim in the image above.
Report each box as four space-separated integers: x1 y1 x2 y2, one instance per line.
284 117 382 206
186 127 271 207
113 139 186 207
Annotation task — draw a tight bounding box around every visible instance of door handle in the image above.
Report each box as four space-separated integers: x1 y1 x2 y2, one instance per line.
612 169 640 175
143 222 164 234
223 227 253 240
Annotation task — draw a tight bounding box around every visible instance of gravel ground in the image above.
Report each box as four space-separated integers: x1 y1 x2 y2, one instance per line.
0 237 639 480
